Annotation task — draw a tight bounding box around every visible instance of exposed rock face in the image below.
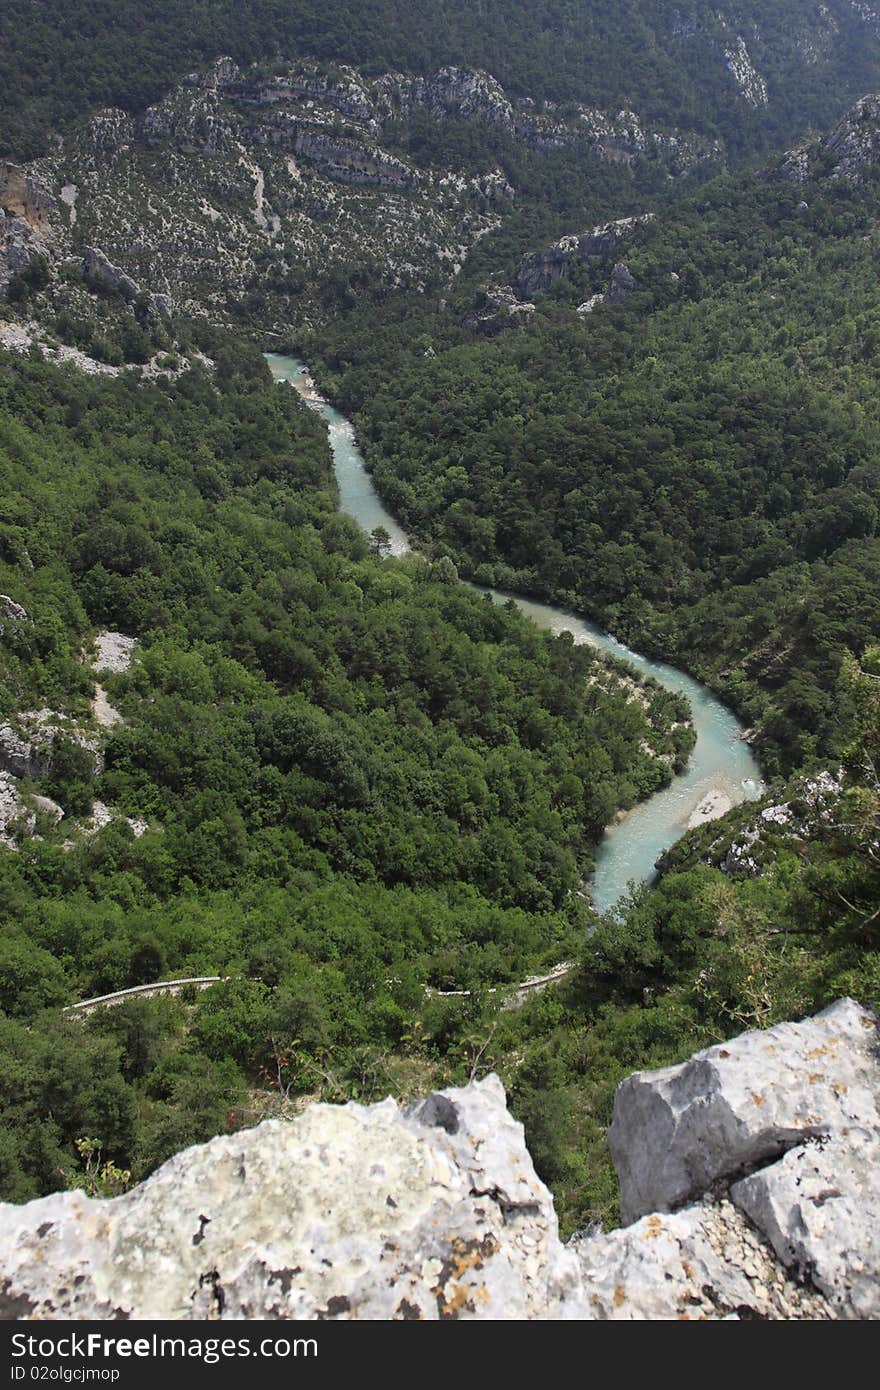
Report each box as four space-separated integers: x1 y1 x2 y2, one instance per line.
723 36 769 107
0 771 29 846
515 216 652 298
0 1000 876 1319
606 261 639 301
0 164 55 230
0 594 29 632
82 246 141 302
0 722 50 780
656 768 841 881
732 1126 880 1316
250 120 418 188
779 93 880 184
574 1196 833 1319
0 774 63 847
0 1076 585 1321
0 165 58 296
601 998 880 1319
0 709 101 781
824 93 880 177
463 284 536 335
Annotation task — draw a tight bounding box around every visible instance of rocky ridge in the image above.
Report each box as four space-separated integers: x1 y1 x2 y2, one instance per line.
0 999 876 1319
0 623 140 849
0 56 719 337
782 91 880 182
656 768 844 880
515 216 653 299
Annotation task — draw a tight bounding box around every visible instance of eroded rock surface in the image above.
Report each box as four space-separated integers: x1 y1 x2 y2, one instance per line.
0 1075 585 1321
0 1001 877 1319
609 998 879 1223
515 216 652 298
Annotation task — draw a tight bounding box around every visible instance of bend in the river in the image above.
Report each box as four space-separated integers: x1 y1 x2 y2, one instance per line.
267 353 764 914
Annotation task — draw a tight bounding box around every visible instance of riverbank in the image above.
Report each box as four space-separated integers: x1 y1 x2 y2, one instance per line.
266 352 765 912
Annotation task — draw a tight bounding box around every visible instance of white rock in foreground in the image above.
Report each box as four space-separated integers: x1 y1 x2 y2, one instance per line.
0 1001 877 1319
0 1076 585 1321
609 998 879 1222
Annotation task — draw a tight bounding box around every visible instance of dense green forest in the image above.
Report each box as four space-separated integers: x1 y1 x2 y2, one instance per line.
1 5 879 1239
0 335 697 1202
308 159 880 774
4 0 880 159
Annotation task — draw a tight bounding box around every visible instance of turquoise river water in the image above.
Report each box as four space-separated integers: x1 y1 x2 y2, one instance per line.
267 352 764 914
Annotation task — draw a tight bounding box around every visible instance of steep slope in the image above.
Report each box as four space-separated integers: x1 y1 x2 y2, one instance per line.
5 2 880 162
1 57 716 337
312 94 880 772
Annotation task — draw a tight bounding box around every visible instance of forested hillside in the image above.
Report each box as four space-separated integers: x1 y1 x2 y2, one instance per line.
0 334 696 1201
313 145 880 773
5 0 880 159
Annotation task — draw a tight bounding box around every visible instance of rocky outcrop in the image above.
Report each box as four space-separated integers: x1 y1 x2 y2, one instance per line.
0 774 63 847
250 120 417 188
515 217 652 298
779 93 880 184
82 246 141 302
0 709 101 782
610 997 878 1219
463 285 536 336
723 36 769 107
0 167 56 298
606 261 639 302
574 1195 833 1319
0 722 50 780
0 1075 585 1320
0 999 876 1319
824 93 880 178
0 594 29 633
82 109 137 155
0 164 55 230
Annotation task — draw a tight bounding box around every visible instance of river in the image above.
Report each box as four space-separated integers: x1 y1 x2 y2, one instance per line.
266 352 764 914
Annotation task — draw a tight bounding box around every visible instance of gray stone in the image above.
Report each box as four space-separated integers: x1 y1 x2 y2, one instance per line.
732 1126 880 1318
609 998 880 1223
0 723 48 780
83 246 141 302
606 261 639 302
0 1075 585 1320
30 794 64 825
573 1197 832 1320
0 594 29 633
515 216 652 298
824 94 880 180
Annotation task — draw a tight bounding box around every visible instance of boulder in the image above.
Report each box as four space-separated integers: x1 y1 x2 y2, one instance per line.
609 998 879 1223
606 261 639 301
0 1075 585 1320
732 1126 880 1318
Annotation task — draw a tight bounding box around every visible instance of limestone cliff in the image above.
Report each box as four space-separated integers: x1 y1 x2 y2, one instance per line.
0 55 717 336
0 999 876 1319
